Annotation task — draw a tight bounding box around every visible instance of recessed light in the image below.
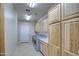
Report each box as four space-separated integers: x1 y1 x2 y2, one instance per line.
27 3 37 8
25 14 31 20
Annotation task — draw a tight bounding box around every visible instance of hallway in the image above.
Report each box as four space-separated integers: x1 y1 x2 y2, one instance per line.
13 42 42 56
1 3 79 56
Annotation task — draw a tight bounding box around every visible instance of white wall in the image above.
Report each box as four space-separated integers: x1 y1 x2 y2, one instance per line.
4 4 18 55
18 21 35 43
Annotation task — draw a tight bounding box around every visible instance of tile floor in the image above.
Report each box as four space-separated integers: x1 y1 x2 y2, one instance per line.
13 42 43 56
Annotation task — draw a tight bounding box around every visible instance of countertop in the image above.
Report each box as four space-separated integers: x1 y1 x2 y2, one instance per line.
40 37 48 43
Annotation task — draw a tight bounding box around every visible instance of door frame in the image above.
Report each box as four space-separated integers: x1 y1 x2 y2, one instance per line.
0 4 5 56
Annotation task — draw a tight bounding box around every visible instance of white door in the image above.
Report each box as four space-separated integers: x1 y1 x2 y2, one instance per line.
19 22 33 43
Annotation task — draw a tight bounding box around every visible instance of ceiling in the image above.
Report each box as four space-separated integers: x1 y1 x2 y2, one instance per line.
14 3 56 22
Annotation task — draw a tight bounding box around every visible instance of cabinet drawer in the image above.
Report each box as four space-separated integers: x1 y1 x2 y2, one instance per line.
62 17 79 55
62 3 79 20
48 4 60 24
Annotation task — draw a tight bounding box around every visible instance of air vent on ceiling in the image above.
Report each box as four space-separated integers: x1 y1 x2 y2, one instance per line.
26 9 30 12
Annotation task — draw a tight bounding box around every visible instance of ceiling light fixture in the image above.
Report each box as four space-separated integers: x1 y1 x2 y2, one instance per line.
25 14 31 20
27 3 37 8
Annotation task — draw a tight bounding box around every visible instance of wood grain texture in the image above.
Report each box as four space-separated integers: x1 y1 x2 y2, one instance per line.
62 3 79 20
48 44 60 56
48 23 61 47
48 3 79 56
48 22 61 56
0 4 5 56
35 22 41 32
62 17 79 55
48 4 60 24
42 18 48 32
63 50 77 56
40 40 48 56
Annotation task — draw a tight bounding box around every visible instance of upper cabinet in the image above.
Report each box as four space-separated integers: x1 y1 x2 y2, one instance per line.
35 22 41 32
42 18 48 32
62 3 79 20
48 4 60 24
35 17 48 33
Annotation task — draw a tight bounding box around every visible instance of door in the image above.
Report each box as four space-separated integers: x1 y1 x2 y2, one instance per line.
19 22 34 43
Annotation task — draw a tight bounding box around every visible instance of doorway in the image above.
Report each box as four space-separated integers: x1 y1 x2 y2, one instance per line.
18 22 35 43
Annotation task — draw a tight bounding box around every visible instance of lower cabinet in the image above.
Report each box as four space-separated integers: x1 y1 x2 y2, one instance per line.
48 23 61 47
62 17 79 56
48 22 61 56
40 40 48 56
48 44 60 56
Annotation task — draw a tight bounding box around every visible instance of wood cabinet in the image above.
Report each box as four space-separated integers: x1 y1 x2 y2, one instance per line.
40 40 48 56
48 23 61 46
48 44 60 56
62 17 79 56
35 22 41 32
62 3 79 20
48 23 61 56
42 18 48 32
48 4 60 24
35 17 48 32
47 3 79 56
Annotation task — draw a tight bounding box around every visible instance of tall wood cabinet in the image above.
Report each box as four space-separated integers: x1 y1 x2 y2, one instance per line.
62 3 79 56
35 3 79 56
48 4 62 56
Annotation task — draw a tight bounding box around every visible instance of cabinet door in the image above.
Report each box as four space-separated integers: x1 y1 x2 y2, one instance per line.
62 17 79 56
35 22 41 32
40 21 44 32
48 4 60 24
42 19 48 32
48 23 61 47
62 3 79 20
48 45 60 56
40 41 43 53
48 23 61 56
